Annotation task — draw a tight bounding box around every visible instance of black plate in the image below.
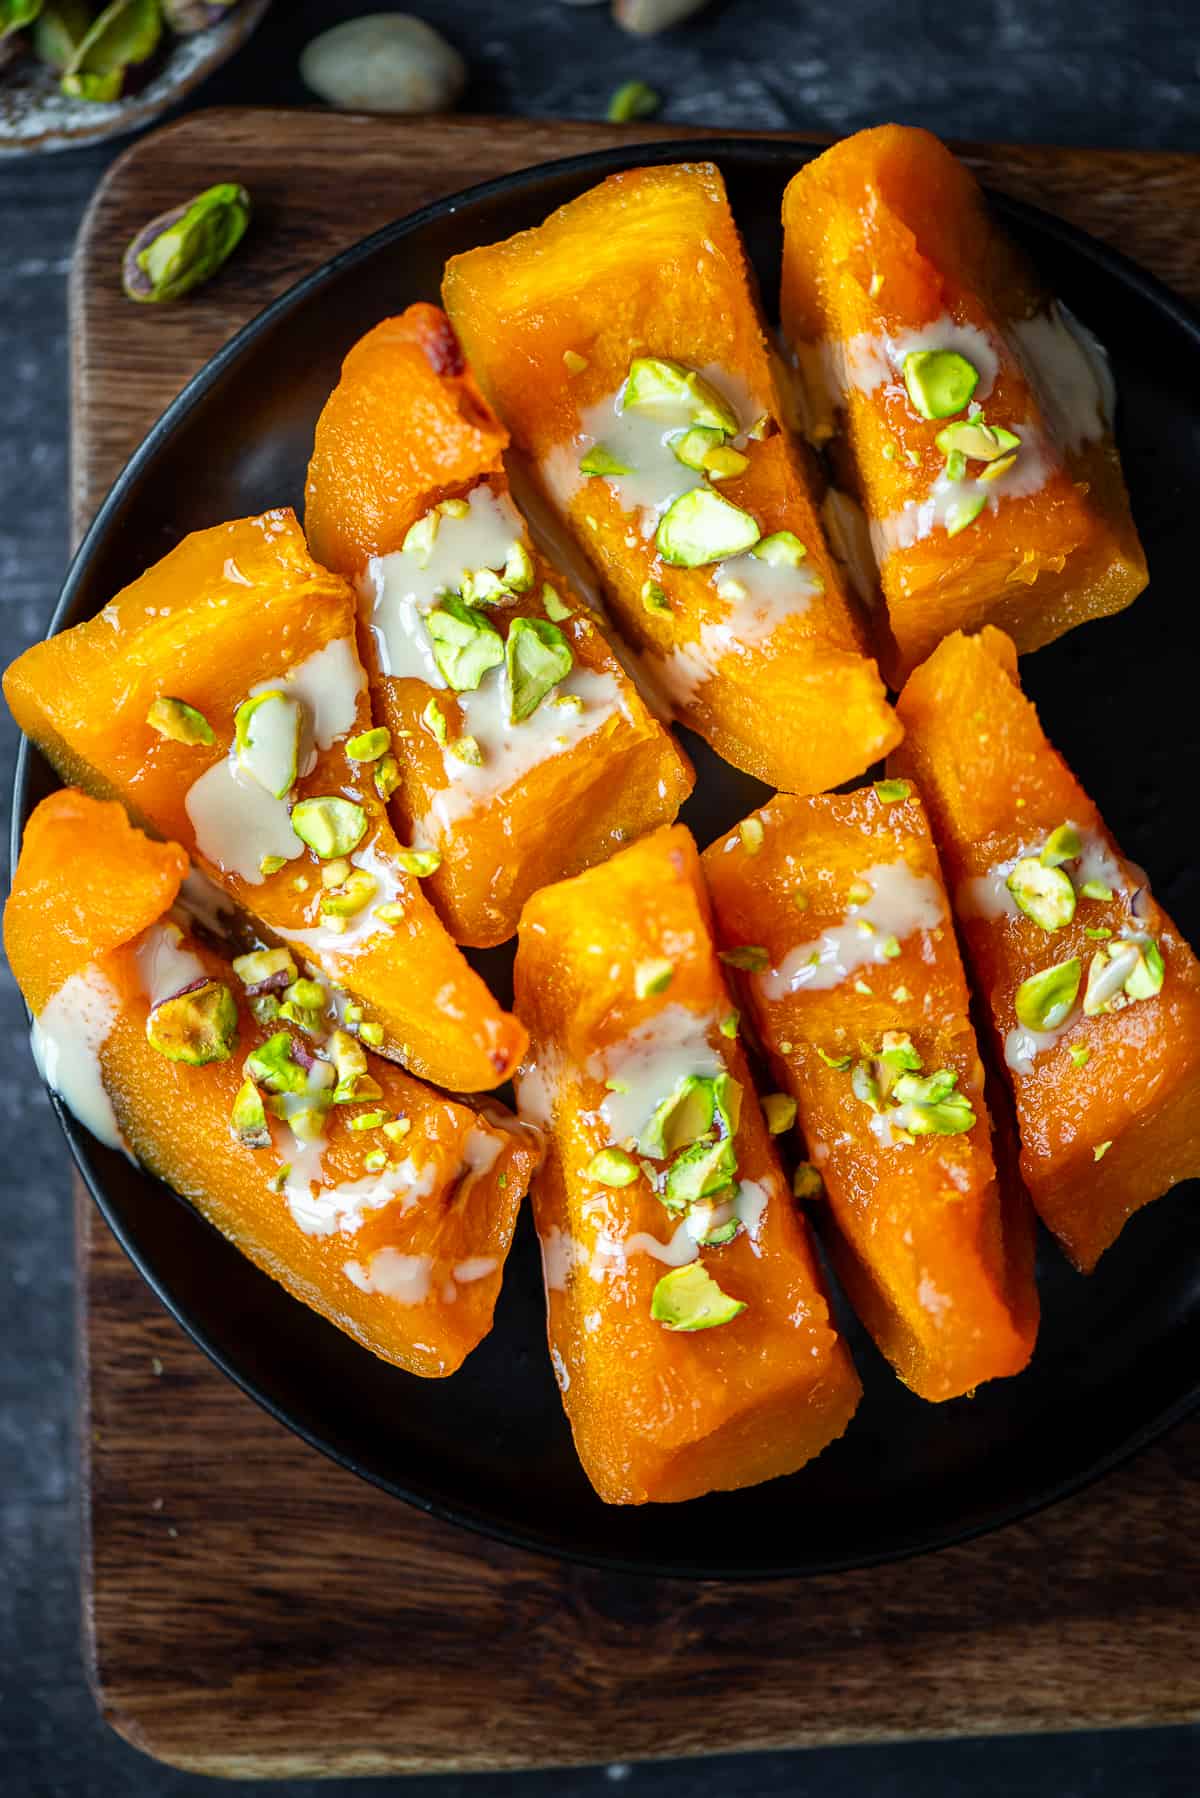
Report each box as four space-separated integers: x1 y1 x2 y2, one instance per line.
14 139 1200 1579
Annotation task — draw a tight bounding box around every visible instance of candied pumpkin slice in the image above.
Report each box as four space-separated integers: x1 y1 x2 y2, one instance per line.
892 628 1200 1272
781 125 1147 685
305 305 693 947
443 162 899 795
703 786 1038 1402
514 823 861 1505
3 509 525 1092
5 790 539 1377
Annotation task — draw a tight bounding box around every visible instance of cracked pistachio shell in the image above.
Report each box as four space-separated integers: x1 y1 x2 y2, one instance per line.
61 0 162 101
124 181 251 303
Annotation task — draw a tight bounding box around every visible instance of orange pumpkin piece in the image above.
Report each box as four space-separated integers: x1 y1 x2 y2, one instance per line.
3 509 525 1092
702 787 1038 1402
305 305 693 947
514 824 861 1505
5 790 539 1377
892 628 1200 1272
443 162 899 795
781 125 1148 685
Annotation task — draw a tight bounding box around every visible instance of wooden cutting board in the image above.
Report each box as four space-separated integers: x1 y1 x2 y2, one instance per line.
72 112 1200 1778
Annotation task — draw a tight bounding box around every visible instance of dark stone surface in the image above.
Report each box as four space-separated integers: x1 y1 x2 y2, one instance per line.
1 2 1198 1793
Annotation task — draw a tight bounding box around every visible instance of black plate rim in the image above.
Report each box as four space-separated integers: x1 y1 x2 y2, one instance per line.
14 135 1200 1581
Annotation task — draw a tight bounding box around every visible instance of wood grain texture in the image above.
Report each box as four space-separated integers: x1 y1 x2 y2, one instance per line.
73 111 1200 1777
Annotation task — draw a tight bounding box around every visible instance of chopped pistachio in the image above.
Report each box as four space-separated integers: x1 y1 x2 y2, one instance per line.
542 582 571 622
580 445 632 478
586 1146 639 1187
506 616 573 722
358 1021 384 1048
374 753 401 802
719 945 769 973
623 357 738 434
291 796 368 860
641 579 671 615
751 530 808 568
375 902 406 922
656 486 760 567
329 1029 367 1085
1040 823 1082 868
395 847 441 878
1069 1044 1091 1069
882 443 898 461
978 452 1019 483
449 734 484 766
363 1149 389 1173
719 1011 739 1039
638 1074 718 1160
853 980 873 997
146 695 215 746
851 1059 882 1112
1014 957 1082 1032
702 444 749 481
1085 926 1113 940
606 78 659 123
663 1136 738 1211
437 497 470 520
715 576 748 603
346 727 391 763
502 541 535 595
422 698 448 745
146 981 237 1066
382 1118 412 1144
792 1162 823 1201
762 1093 796 1135
347 1109 389 1132
1006 857 1076 932
892 985 912 1003
934 420 1021 462
321 859 353 889
234 690 301 799
738 816 765 855
881 935 902 959
291 875 311 894
847 881 872 907
873 778 911 805
245 1031 308 1095
879 1031 922 1073
343 1003 364 1025
402 510 439 567
944 449 967 483
903 348 979 420
651 1263 745 1333
816 1047 852 1071
1094 1140 1113 1162
746 414 775 441
259 854 287 877
249 993 281 1028
1125 938 1165 1000
670 425 725 471
634 958 674 999
231 947 296 990
945 491 988 537
426 597 504 691
563 349 589 375
320 870 378 918
1080 879 1113 902
283 973 326 1012
231 1079 270 1148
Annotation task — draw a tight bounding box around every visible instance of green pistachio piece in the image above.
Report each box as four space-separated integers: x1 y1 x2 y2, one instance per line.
718 945 769 972
879 1031 922 1073
586 1147 639 1187
346 727 391 763
944 448 967 482
934 420 1022 461
697 1216 741 1247
815 1047 852 1071
320 869 378 918
1040 824 1082 868
231 1079 270 1149
402 510 439 568
663 1136 738 1212
873 778 911 804
244 1030 308 1095
752 530 808 568
624 358 739 434
542 583 571 623
506 616 573 723
425 596 504 692
851 1059 882 1112
651 1263 746 1332
249 993 281 1028
978 452 1018 484
902 1086 976 1136
146 695 214 746
123 180 251 303
762 1093 796 1135
638 1074 717 1160
902 349 979 420
382 1118 411 1143
231 947 296 990
1093 1139 1113 1162
347 1109 390 1132
634 958 674 999
1124 938 1165 1000
1015 957 1082 1031
1069 1045 1091 1069
234 690 301 799
146 981 237 1066
329 1029 368 1086
606 78 659 123
503 541 535 594
395 847 441 878
944 490 988 537
62 0 160 101
641 579 671 614
792 1162 823 1200
374 753 401 801
290 797 368 861
284 977 326 1012
563 349 588 375
670 425 725 472
580 446 633 478
703 445 749 481
448 734 484 766
719 1011 739 1039
738 816 764 854
1080 879 1113 902
656 486 760 567
1006 857 1076 932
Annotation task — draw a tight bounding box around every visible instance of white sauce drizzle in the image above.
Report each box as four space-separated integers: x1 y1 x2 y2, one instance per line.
249 636 364 776
285 1153 436 1238
342 1248 433 1304
278 834 407 959
134 922 207 1007
515 1046 563 1132
591 1005 724 1147
870 420 1055 560
1008 303 1114 456
711 548 824 642
31 967 128 1153
760 861 944 999
1004 1023 1070 1075
540 1222 587 1292
816 317 1001 407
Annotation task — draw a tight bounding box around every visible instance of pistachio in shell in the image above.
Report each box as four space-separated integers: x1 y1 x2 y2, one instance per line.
31 0 92 70
163 0 239 33
123 182 251 304
299 13 466 115
61 0 162 102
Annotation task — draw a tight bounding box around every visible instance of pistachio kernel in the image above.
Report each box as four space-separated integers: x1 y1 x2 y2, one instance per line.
123 181 249 304
358 1021 384 1048
363 1149 389 1173
422 698 448 745
641 579 671 615
147 981 238 1066
792 1162 823 1201
934 420 1021 462
656 486 760 568
437 497 470 520
542 583 571 622
395 847 441 878
449 735 484 766
580 446 633 478
259 855 287 877
586 1147 639 1187
347 1109 390 1132
816 1047 852 1071
945 491 988 537
634 958 674 999
1080 879 1113 902
320 870 379 918
374 753 401 802
738 816 765 855
719 1011 739 1039
651 1263 745 1333
874 778 911 804
718 945 769 973
1014 957 1082 1032
623 357 739 434
234 690 301 799
245 1031 309 1095
402 511 439 567
382 1118 412 1143
751 530 808 568
1094 1139 1114 1161
606 78 660 123
146 696 215 746
978 453 1019 483
663 1135 738 1211
290 796 368 860
1069 1045 1091 1068
426 597 505 692
902 348 979 420
670 425 725 472
321 858 353 889
702 445 750 481
231 1079 270 1149
1006 857 1076 932
506 616 573 723
1040 823 1082 868
562 349 589 375
762 1093 796 1135
231 947 297 990
346 727 391 763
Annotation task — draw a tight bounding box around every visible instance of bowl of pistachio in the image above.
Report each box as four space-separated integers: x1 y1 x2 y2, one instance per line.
0 0 272 155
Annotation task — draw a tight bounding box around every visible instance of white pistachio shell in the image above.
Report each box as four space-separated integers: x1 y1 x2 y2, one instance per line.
614 0 709 31
299 13 467 115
